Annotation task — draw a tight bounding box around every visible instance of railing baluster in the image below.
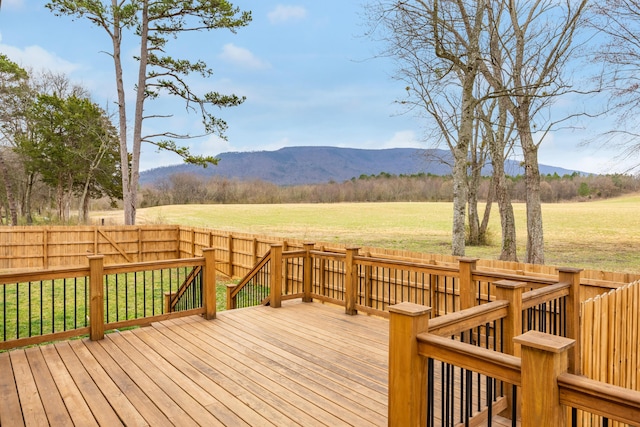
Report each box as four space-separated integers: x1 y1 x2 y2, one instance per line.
427 357 434 427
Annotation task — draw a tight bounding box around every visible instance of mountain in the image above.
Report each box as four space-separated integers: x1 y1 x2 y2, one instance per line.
139 146 584 186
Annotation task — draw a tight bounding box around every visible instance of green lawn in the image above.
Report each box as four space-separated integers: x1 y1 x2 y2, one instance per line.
93 195 640 274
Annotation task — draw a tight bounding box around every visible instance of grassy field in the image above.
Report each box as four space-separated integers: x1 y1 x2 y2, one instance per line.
93 194 640 274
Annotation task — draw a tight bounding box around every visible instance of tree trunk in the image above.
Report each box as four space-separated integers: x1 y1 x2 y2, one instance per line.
79 178 90 224
110 0 133 225
479 175 494 243
492 150 518 261
23 172 34 225
126 0 151 226
56 180 64 222
467 180 479 245
0 151 18 226
451 149 468 256
466 139 483 246
514 99 544 263
521 130 544 264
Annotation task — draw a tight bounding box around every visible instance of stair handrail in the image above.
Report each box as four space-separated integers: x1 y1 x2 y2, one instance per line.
227 249 272 309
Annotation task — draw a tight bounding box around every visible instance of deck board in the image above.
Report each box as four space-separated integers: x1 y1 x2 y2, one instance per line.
1 300 516 426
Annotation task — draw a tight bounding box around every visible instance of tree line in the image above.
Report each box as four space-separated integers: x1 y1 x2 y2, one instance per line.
0 1 251 225
140 172 640 207
0 57 120 225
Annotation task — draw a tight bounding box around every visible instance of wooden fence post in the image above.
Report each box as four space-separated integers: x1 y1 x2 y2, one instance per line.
458 257 478 310
88 255 105 341
514 331 575 427
228 234 234 278
270 244 283 308
202 248 217 320
345 247 360 315
558 267 583 375
494 279 527 419
388 302 431 427
303 243 314 303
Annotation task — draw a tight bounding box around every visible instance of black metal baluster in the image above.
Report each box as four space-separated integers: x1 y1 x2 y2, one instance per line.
16 283 20 338
51 279 55 333
511 386 517 427
63 278 67 331
465 368 472 427
28 281 32 337
3 284 6 340
73 277 78 330
487 373 493 426
39 280 43 335
105 275 109 323
427 357 434 427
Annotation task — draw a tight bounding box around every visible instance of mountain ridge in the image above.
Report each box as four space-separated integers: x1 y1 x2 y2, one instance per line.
140 146 585 186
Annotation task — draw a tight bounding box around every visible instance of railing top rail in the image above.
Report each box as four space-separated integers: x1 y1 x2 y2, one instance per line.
558 373 640 425
472 270 558 286
522 282 571 310
417 333 522 386
309 250 346 261
0 265 91 285
102 257 205 275
230 249 272 300
354 255 459 274
282 250 306 259
428 300 510 337
0 256 207 286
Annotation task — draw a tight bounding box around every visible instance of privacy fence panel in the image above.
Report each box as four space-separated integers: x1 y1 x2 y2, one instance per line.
580 280 640 427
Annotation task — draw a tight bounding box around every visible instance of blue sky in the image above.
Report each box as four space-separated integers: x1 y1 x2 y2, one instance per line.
0 0 630 174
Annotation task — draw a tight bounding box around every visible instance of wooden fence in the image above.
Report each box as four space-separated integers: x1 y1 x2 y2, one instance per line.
580 280 640 427
0 225 637 300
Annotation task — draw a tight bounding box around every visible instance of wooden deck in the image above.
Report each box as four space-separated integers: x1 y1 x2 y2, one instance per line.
0 301 390 426
1 300 519 426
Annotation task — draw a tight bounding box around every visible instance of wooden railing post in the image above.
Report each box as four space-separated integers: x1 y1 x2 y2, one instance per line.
225 284 236 310
514 331 575 427
270 244 283 308
202 248 217 320
345 247 360 315
494 279 526 418
303 242 314 303
388 302 431 427
458 257 478 310
558 267 583 375
494 280 526 356
88 255 105 341
164 291 173 313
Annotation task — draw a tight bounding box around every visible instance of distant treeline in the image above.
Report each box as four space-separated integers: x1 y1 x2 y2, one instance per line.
139 172 640 207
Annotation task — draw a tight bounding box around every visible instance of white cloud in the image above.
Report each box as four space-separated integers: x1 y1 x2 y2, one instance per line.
0 39 80 74
219 43 270 70
267 5 308 24
378 130 423 149
2 0 24 10
193 135 237 157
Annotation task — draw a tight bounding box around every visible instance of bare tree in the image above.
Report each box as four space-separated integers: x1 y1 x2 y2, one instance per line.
479 0 589 264
589 0 640 171
369 0 485 256
477 95 518 260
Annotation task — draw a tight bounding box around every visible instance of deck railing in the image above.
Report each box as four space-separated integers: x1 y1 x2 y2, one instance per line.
228 243 578 319
0 249 218 350
387 276 640 426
